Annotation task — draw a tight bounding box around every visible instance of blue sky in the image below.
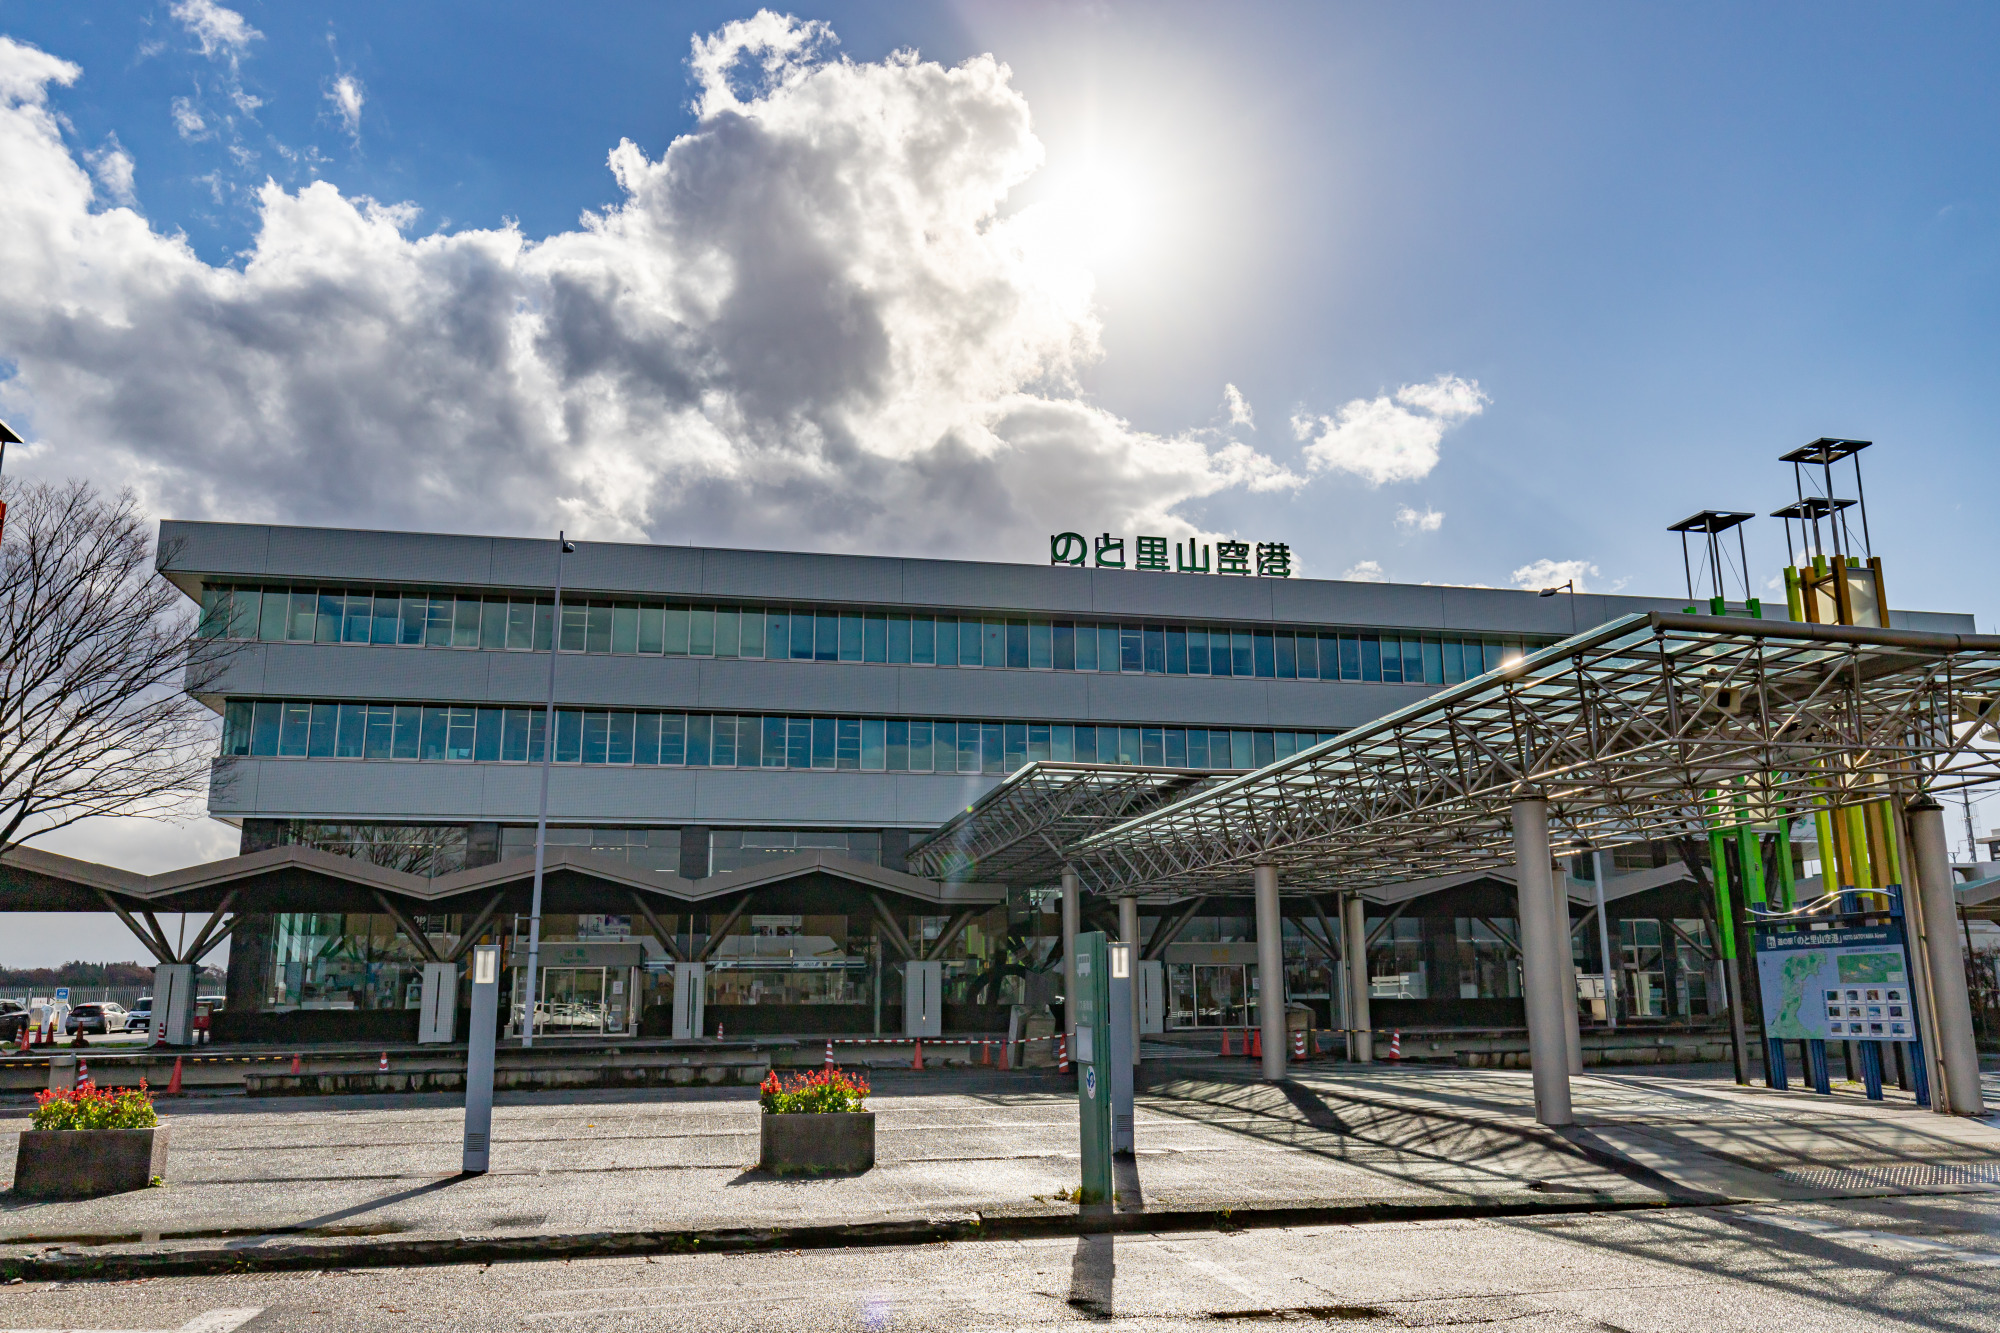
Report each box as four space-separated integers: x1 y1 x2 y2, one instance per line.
0 2 1996 957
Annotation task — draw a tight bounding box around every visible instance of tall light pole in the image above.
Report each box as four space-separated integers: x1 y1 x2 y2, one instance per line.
521 532 576 1048
0 418 21 544
1538 579 1577 635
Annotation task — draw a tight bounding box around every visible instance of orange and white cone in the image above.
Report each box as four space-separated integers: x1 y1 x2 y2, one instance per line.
824 1040 835 1070
1389 1030 1402 1061
378 1051 389 1073
76 1056 90 1086
1293 1029 1307 1059
290 1053 302 1075
1057 1034 1070 1074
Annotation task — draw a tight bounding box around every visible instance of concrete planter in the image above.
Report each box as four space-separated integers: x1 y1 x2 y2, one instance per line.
758 1111 874 1175
13 1127 169 1199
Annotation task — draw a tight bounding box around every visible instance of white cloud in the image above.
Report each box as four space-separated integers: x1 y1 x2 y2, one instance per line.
169 0 261 63
326 73 364 138
0 22 1309 562
1343 560 1387 583
1222 382 1254 428
1294 374 1487 485
1395 504 1443 533
82 134 135 204
1510 558 1600 593
169 95 207 140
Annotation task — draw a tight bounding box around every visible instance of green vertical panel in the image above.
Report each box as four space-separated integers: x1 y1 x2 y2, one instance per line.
1774 818 1796 910
1736 826 1767 905
1075 931 1112 1207
1707 831 1737 961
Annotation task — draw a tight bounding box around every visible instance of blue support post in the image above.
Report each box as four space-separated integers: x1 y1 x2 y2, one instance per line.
1859 1041 1884 1101
1807 1039 1831 1094
1765 1038 1789 1089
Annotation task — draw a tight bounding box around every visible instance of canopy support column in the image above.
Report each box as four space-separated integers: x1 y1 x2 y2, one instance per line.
1254 864 1287 1081
1911 796 1984 1115
1062 868 1081 1042
1512 795 1574 1126
1119 893 1142 1068
1343 893 1372 1062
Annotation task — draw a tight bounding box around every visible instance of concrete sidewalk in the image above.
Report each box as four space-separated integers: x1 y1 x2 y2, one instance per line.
3 1059 1996 1279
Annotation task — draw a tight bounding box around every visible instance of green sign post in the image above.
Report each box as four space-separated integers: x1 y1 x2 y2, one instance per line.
1074 931 1113 1208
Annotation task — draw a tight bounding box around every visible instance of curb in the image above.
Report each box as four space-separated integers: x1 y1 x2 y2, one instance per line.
0 1191 1712 1283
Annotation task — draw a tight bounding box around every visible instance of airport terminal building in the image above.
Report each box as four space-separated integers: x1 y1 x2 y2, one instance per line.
157 521 1941 1046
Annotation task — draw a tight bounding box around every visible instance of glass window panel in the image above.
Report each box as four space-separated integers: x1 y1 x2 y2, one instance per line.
1141 727 1164 765
1274 633 1296 680
983 620 1005 668
1074 623 1098 671
886 719 909 771
689 607 714 656
860 718 886 770
229 588 265 640
1254 731 1276 767
1073 724 1096 762
662 714 688 766
836 717 861 769
333 703 365 758
1120 625 1143 673
1273 731 1296 761
548 708 581 763
1230 631 1253 677
473 707 502 761
1296 632 1319 680
762 610 788 661
637 605 665 655
444 706 475 761
955 722 980 774
710 715 735 767
582 712 610 764
502 708 532 762
314 591 342 644
451 597 480 649
982 722 1004 774
786 610 813 661
1422 638 1442 686
1165 628 1187 675
256 588 287 641
275 701 311 756
1253 632 1276 678
366 594 397 647
246 700 280 755
838 614 863 662
306 703 337 758
1051 724 1074 761
1442 638 1465 684
533 602 554 652
1230 730 1254 769
1380 637 1403 683
197 586 226 640
1003 722 1027 771
558 604 587 653
887 615 911 664
419 706 449 761
1360 635 1383 682
1007 620 1029 669
1111 727 1134 765
391 705 421 759
633 712 660 766
811 717 836 768
1404 638 1424 684
933 617 957 667
1185 727 1208 768
525 710 547 763
285 589 317 642
1143 626 1165 674
814 613 838 662
687 714 712 766
221 700 253 755
863 614 886 664
756 715 782 768
714 608 739 659
479 599 508 650
611 605 639 655
362 704 395 759
584 603 613 655
1028 621 1052 670
1165 728 1186 766
1337 635 1360 680
664 605 691 655
418 596 449 647
787 717 811 768
1027 723 1051 763
954 619 978 667
909 719 933 772
339 593 370 644
911 614 935 665
737 607 763 658
1052 622 1074 671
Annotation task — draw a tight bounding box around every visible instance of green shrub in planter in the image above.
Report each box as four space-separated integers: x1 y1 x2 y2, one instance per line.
758 1068 874 1175
16 1080 168 1199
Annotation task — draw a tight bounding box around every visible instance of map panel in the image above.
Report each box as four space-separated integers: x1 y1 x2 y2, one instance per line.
1753 927 1913 1042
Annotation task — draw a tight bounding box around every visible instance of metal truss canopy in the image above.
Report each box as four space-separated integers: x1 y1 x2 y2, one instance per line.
905 762 1245 887
1067 612 2000 895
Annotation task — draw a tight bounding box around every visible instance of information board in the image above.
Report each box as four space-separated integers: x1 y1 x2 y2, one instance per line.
1753 927 1914 1042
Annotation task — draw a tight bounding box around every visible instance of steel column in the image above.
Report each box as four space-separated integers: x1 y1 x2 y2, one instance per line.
1343 892 1372 1062
1512 796 1573 1126
1062 868 1081 1041
1254 864 1286 1081
1119 894 1142 1068
1910 797 1984 1115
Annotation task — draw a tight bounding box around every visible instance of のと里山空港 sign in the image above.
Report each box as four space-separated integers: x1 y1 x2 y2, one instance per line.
1753 926 1914 1042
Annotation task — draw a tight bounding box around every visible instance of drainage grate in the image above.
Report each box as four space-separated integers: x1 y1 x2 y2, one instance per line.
1775 1162 2000 1190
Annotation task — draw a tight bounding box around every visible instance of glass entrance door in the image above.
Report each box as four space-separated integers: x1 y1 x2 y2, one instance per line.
541 967 608 1036
1192 965 1247 1027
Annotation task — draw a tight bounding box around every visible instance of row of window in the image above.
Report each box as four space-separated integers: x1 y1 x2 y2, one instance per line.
197 585 1534 686
219 699 1328 772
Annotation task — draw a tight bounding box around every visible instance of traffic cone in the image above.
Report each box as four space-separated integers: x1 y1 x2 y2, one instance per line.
377 1051 389 1073
912 1039 923 1071
1058 1034 1070 1074
1250 1028 1262 1059
824 1040 834 1070
76 1055 90 1086
290 1053 302 1075
1000 1040 1011 1072
167 1057 183 1095
1293 1029 1307 1059
1389 1030 1402 1061
16 1025 27 1053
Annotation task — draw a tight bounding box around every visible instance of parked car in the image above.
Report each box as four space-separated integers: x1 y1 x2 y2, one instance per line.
126 996 152 1035
0 1000 27 1042
64 1002 129 1035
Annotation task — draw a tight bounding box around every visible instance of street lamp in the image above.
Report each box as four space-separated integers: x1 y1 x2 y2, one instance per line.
521 532 577 1048
1538 579 1577 634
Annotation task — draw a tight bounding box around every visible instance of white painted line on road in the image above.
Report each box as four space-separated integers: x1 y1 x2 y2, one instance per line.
1741 1211 2000 1266
0 1308 263 1333
1165 1248 1272 1304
